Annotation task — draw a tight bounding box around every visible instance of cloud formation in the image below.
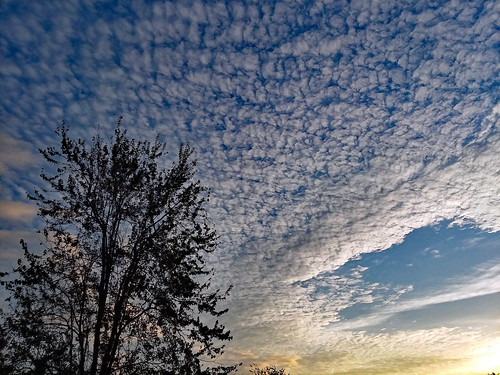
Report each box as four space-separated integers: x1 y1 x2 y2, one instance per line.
330 262 500 331
0 201 37 223
1 0 499 373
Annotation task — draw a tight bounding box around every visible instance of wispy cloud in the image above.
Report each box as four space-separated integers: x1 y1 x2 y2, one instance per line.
0 135 39 174
330 262 500 331
0 201 37 223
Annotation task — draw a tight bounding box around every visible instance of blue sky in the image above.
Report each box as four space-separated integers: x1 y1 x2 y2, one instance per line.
0 1 499 374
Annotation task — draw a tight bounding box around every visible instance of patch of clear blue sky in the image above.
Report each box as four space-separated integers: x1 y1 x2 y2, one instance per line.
336 220 500 324
371 292 500 333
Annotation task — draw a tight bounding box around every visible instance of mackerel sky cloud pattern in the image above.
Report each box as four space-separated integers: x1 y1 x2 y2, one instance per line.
1 1 499 374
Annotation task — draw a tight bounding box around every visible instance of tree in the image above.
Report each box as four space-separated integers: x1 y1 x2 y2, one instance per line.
0 118 237 375
249 365 290 375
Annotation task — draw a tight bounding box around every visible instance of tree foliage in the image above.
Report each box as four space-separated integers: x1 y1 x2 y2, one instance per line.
0 119 237 374
249 365 290 375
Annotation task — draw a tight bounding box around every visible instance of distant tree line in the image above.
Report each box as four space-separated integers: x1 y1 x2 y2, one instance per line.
249 365 290 375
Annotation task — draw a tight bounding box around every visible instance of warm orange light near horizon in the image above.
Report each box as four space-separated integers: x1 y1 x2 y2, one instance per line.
245 339 500 375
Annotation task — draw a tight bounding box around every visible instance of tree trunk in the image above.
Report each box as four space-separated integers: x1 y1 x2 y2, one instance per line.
90 236 111 375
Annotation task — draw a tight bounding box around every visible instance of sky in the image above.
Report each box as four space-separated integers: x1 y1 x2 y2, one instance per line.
0 0 499 374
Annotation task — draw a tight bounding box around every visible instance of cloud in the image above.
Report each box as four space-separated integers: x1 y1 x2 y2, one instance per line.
0 135 40 175
1 0 499 373
0 201 37 223
315 328 495 375
227 325 499 375
330 262 500 331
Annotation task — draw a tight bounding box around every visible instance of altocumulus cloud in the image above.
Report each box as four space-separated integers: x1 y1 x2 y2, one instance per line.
0 0 499 373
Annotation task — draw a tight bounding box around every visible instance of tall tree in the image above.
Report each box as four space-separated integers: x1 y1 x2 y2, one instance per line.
0 118 237 375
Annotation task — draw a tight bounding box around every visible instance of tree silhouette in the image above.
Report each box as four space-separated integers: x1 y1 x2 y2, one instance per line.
0 119 237 374
249 365 290 375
